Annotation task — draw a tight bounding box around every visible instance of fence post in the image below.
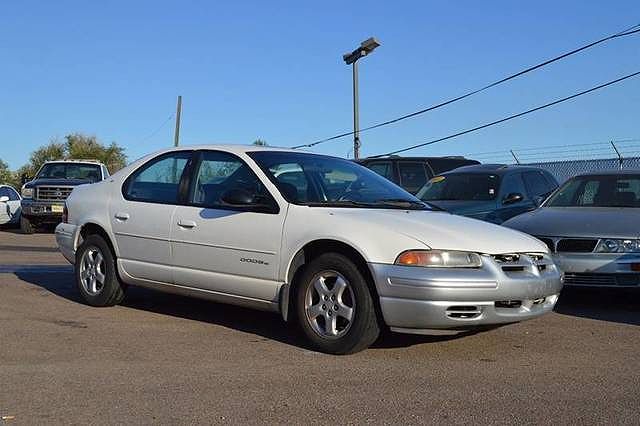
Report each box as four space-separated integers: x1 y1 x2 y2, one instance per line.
611 141 623 169
510 150 521 165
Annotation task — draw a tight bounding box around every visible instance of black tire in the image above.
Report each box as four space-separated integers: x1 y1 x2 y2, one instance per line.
75 234 126 307
294 253 380 355
20 216 35 234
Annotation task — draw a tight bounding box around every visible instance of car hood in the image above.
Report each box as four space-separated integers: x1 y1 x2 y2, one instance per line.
24 178 95 188
503 207 640 239
331 209 547 255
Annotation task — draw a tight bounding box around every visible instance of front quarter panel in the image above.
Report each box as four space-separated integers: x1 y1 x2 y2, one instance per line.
280 205 429 281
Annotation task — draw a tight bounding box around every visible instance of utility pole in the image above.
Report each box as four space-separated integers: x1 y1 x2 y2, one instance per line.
174 95 182 147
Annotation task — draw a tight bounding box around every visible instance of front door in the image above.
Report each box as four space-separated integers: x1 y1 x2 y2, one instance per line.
109 150 193 283
170 150 286 303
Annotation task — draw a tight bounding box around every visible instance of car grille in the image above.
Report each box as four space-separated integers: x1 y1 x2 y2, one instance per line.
36 186 74 201
491 253 550 274
563 273 640 287
535 237 599 253
556 239 598 253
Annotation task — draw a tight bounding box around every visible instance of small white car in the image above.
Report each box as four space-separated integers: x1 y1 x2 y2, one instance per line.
56 145 562 354
0 185 22 226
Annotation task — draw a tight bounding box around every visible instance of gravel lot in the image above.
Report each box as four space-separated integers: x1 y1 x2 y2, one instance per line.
1 229 639 424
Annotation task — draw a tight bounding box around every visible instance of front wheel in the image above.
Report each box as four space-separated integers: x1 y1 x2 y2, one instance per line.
295 253 380 354
75 234 126 307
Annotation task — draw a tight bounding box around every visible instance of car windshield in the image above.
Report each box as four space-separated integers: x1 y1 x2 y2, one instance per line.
417 173 499 201
37 163 102 182
249 151 430 209
545 175 640 208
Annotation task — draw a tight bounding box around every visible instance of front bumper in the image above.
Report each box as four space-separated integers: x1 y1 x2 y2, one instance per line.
55 223 80 264
368 253 562 332
552 252 640 287
21 199 65 220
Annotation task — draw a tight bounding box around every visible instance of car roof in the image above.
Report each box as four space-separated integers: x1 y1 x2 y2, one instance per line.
360 156 475 161
146 144 330 157
43 159 104 165
439 163 547 175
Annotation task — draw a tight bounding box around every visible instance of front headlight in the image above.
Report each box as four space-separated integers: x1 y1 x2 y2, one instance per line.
21 187 33 199
595 239 640 253
395 250 482 268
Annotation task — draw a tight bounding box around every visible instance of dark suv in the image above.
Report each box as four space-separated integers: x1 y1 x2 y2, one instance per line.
20 160 109 233
416 164 559 224
358 156 479 194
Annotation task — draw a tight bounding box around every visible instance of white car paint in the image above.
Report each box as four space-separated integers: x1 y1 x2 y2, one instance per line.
0 185 22 225
56 145 560 332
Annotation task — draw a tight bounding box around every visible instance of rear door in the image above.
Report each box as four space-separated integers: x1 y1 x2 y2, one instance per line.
109 150 193 283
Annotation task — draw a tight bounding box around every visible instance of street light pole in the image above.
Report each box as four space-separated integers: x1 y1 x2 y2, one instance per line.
343 37 380 160
352 60 360 159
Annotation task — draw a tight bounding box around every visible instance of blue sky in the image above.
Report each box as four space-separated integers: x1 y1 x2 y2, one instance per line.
1 1 638 169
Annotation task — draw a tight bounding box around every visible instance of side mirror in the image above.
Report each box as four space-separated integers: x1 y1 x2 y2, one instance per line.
21 174 31 185
0 196 8 203
503 192 524 205
221 188 256 206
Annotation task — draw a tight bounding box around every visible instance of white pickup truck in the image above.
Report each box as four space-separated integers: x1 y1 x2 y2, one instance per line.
56 145 562 354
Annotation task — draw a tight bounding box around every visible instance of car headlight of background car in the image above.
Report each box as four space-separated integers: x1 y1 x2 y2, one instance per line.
395 250 482 268
595 239 640 253
21 187 33 199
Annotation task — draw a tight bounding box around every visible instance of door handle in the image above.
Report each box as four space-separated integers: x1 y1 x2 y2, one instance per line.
114 212 130 221
177 219 197 229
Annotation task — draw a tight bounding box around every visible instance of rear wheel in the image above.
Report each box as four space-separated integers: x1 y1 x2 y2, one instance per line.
75 234 126 307
20 216 35 234
295 253 380 354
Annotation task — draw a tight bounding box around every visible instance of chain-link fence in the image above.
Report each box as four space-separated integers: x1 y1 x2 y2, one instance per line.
522 157 640 183
470 138 640 183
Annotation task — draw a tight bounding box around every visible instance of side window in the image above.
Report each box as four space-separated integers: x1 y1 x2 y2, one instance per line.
269 163 310 203
190 151 270 209
125 151 192 203
523 171 552 198
102 165 110 179
398 162 428 194
366 161 394 181
500 173 528 202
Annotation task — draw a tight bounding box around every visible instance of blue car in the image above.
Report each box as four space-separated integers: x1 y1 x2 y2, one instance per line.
416 164 559 224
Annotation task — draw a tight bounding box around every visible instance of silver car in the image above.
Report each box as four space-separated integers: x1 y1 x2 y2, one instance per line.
504 171 640 287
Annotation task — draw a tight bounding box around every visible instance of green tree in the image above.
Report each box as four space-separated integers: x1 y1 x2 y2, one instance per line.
19 133 128 178
0 159 20 188
252 139 268 146
64 133 127 172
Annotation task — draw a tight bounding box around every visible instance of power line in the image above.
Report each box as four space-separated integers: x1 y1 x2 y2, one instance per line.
367 70 640 158
139 114 175 143
293 23 640 149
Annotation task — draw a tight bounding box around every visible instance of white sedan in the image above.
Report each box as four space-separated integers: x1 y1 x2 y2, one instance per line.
56 145 562 354
0 185 22 226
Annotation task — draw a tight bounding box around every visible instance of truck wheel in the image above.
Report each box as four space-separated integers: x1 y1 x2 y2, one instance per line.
295 253 380 355
20 216 35 234
75 234 126 307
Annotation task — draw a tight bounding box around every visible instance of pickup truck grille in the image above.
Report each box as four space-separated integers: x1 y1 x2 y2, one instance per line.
36 186 74 201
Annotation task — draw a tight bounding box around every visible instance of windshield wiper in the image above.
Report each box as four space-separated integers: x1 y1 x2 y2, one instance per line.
305 200 376 208
375 199 429 209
